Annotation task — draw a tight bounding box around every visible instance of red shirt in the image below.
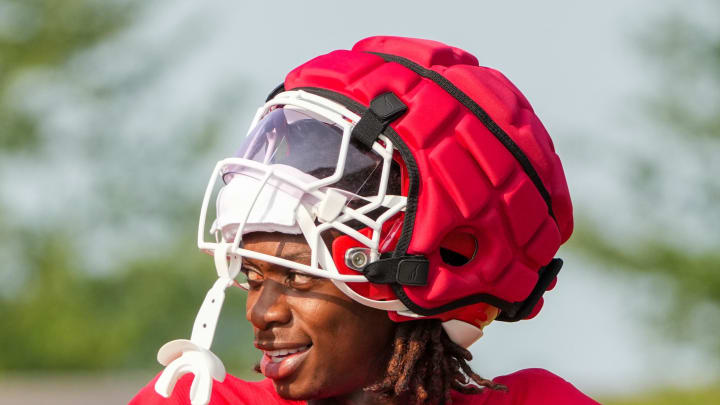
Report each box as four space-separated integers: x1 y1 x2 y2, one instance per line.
130 368 598 404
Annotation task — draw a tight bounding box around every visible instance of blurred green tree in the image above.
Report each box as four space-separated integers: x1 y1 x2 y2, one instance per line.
0 229 254 372
0 0 255 374
569 1 720 355
601 383 720 405
0 0 134 151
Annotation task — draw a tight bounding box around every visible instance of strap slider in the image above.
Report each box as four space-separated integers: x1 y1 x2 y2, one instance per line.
351 92 407 148
369 92 407 121
396 258 429 286
361 254 429 286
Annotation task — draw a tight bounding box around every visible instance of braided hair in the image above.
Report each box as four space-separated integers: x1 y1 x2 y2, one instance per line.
366 319 506 405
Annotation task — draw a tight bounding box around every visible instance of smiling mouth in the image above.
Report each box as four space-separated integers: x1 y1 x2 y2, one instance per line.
260 343 313 380
265 344 313 363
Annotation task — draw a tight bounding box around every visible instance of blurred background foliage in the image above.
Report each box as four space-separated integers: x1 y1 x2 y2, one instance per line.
0 0 131 152
603 383 720 405
569 0 720 356
0 0 254 375
0 0 718 403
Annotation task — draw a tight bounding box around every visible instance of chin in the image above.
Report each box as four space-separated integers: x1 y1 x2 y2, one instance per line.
272 376 325 401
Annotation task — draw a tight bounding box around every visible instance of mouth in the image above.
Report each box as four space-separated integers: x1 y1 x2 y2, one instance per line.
259 343 313 380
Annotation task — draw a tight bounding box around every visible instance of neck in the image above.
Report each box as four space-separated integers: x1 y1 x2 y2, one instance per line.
308 390 409 405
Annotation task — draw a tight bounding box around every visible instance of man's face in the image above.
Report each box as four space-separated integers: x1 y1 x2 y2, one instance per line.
242 232 396 400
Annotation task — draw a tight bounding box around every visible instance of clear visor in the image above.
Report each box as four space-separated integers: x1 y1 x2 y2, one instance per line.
221 107 387 202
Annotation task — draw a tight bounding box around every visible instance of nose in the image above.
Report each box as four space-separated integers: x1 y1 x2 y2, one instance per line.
246 281 292 331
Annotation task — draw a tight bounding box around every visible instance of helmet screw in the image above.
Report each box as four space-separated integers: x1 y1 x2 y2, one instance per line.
352 252 367 267
345 248 370 271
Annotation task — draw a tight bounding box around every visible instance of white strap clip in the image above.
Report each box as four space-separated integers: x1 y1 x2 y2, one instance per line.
154 243 240 405
316 188 347 222
155 340 226 405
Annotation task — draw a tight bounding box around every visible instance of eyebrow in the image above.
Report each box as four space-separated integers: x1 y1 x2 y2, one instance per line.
284 252 312 261
242 252 312 270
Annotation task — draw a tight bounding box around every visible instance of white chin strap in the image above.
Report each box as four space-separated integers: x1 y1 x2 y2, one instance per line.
154 244 239 405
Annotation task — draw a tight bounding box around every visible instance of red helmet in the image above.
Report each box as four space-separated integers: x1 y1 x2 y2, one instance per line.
155 37 574 404
198 36 573 348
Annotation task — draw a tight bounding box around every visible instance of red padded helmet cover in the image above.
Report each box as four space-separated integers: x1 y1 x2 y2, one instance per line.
283 36 573 320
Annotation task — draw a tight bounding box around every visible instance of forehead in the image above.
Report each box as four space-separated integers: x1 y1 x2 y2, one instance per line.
241 232 311 266
243 232 308 250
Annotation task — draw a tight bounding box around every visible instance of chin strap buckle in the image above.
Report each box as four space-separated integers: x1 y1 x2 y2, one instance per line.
362 254 429 286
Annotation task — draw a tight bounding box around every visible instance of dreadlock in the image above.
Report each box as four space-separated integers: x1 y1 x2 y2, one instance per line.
366 319 506 405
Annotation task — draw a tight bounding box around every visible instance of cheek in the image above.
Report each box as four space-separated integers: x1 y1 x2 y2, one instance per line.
334 312 394 366
294 296 395 386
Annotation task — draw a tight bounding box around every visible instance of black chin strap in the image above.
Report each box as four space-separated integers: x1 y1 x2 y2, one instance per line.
362 255 429 286
495 258 563 322
362 257 564 323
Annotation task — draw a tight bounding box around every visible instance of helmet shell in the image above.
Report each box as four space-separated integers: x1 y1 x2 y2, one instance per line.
283 36 573 321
